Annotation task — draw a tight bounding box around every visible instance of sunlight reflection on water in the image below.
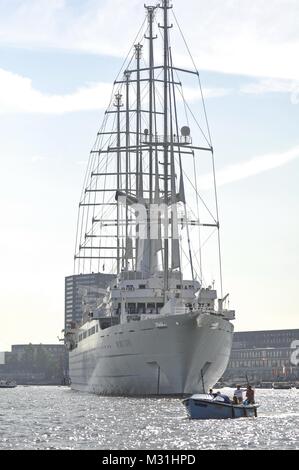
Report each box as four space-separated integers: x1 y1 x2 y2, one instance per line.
0 386 298 450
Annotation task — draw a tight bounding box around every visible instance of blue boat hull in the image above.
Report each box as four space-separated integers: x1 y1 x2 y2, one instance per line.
183 398 258 420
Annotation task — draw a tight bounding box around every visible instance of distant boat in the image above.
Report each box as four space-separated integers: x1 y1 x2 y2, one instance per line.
183 394 259 420
0 379 17 389
272 382 293 390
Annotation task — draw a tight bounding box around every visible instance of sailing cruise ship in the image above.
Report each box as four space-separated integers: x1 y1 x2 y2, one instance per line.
65 0 235 396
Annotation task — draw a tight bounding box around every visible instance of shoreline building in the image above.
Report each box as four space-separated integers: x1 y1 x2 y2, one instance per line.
65 273 115 330
223 329 299 385
0 344 68 385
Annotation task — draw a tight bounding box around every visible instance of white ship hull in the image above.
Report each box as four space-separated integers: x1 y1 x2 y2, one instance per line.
69 312 233 396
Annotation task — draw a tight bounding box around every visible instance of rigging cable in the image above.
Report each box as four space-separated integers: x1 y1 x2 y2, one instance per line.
172 8 223 297
172 10 213 146
192 150 203 283
169 47 194 281
75 14 146 273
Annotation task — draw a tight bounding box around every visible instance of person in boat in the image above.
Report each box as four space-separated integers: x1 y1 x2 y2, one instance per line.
244 385 255 405
208 388 218 399
214 391 231 404
233 385 244 404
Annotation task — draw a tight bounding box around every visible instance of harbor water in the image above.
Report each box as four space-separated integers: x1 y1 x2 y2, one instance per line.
0 387 298 450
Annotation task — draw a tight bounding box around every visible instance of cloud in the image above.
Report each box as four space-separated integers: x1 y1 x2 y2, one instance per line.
183 86 231 101
0 68 229 114
4 65 298 117
240 78 299 95
199 145 299 190
31 155 47 163
173 0 299 81
0 0 298 80
0 68 113 114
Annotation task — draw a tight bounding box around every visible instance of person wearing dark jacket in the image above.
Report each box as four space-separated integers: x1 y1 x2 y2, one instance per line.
214 391 231 404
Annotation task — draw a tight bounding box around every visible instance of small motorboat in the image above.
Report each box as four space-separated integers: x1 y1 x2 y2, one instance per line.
272 382 292 390
0 379 17 389
182 394 259 420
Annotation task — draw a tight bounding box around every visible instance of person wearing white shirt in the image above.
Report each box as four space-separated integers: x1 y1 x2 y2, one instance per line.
233 385 244 404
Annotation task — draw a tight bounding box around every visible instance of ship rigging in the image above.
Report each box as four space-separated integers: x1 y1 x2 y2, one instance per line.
74 0 223 299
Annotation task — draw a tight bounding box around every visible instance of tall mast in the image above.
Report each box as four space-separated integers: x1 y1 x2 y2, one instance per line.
168 56 181 273
135 43 143 199
125 71 131 270
145 5 157 204
145 5 157 272
134 44 142 269
115 92 123 274
161 0 172 294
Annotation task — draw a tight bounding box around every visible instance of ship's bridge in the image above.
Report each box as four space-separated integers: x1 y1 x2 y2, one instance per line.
108 271 203 316
116 270 200 291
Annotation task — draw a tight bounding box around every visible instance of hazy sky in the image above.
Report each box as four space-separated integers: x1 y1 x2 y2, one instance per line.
0 0 298 351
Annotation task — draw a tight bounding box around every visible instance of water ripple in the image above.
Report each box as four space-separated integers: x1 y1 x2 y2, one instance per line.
0 387 298 450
